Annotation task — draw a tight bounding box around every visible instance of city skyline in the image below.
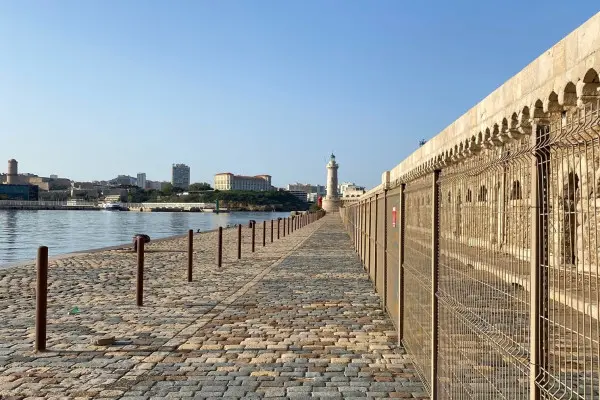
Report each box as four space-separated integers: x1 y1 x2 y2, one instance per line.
1 2 598 189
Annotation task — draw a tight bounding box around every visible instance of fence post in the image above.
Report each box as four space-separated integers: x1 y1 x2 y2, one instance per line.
383 189 388 311
137 237 144 307
188 229 193 282
359 201 363 260
355 205 359 253
271 219 274 242
530 122 550 400
354 205 357 252
398 183 406 344
263 221 266 247
431 170 440 399
237 224 242 259
368 198 372 276
374 196 378 278
217 227 223 267
35 246 48 352
251 221 256 252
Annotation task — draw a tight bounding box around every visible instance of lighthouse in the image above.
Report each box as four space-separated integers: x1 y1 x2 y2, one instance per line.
322 153 341 212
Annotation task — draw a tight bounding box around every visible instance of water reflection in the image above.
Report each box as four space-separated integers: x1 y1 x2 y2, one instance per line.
0 210 290 266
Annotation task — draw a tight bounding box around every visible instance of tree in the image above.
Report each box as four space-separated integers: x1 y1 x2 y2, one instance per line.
161 183 174 196
189 182 213 191
309 203 322 212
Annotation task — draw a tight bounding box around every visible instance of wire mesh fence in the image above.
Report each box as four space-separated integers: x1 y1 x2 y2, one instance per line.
339 98 600 399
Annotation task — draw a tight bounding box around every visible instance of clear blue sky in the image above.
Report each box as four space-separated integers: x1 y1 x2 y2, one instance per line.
0 1 598 188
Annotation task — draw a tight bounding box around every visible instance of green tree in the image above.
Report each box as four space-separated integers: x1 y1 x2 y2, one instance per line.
309 203 322 212
189 182 213 191
161 183 174 196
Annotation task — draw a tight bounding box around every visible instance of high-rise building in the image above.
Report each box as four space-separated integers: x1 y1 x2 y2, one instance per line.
322 153 340 212
172 164 190 189
214 173 272 191
137 173 147 189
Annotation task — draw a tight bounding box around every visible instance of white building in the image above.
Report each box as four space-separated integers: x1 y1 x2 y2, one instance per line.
343 186 366 198
137 173 147 189
338 182 365 198
286 183 325 196
214 173 272 191
288 190 308 202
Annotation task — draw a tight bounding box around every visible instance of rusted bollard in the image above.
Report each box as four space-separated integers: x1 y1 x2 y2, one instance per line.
277 218 281 239
217 227 223 267
237 224 242 259
288 217 291 235
35 246 48 352
283 218 286 237
188 229 193 282
251 220 256 253
137 237 144 306
262 220 266 247
271 219 274 243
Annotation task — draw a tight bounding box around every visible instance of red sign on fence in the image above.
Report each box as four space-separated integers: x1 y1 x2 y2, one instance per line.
392 206 397 228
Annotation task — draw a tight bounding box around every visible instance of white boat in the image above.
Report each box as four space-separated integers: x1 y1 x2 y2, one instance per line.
102 202 125 211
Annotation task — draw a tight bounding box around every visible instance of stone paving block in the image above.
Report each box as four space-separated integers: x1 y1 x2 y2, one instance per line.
0 216 425 398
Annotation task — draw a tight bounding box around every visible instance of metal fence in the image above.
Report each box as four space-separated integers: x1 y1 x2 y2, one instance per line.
340 99 600 399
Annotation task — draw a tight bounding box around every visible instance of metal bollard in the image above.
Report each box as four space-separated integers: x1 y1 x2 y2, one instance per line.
271 219 274 243
251 221 256 253
288 217 291 235
137 237 144 306
217 227 223 267
188 230 193 282
277 218 281 239
237 224 242 259
283 218 286 237
263 220 266 247
35 246 48 352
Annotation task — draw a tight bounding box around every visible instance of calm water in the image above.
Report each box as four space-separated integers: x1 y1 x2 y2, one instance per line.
0 210 291 266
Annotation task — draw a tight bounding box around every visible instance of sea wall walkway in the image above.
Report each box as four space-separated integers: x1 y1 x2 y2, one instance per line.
0 215 425 399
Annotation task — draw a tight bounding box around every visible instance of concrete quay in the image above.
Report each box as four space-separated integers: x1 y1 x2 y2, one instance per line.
0 215 425 399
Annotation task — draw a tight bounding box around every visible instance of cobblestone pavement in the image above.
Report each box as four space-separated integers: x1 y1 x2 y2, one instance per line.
0 215 426 399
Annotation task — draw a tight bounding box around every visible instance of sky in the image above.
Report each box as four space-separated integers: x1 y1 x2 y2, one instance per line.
0 1 598 189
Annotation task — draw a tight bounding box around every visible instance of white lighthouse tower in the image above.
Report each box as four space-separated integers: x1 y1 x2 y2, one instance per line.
322 153 341 213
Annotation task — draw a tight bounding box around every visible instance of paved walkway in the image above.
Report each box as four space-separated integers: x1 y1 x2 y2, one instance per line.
0 215 426 399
